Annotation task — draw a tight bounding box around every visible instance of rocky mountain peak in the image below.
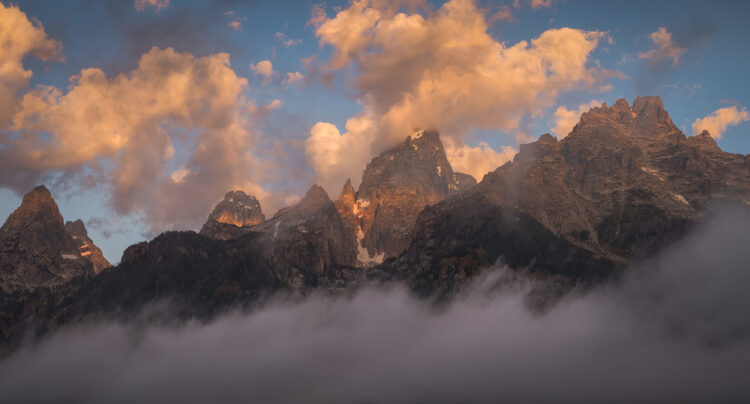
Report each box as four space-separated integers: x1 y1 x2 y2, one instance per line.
207 190 265 227
1 185 63 233
572 96 681 147
337 179 356 205
357 129 456 199
335 130 477 263
199 189 266 240
686 129 720 151
1 185 100 291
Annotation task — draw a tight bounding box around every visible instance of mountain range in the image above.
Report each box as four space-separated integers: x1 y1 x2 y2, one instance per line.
1 96 748 353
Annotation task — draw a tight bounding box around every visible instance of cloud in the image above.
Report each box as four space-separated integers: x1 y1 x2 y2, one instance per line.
305 120 376 192
639 27 686 66
551 99 603 138
0 3 62 126
3 208 750 402
692 106 749 139
250 60 276 84
274 32 302 47
489 7 514 23
228 20 242 30
134 0 170 13
248 99 283 119
530 0 553 9
443 140 517 180
283 71 304 85
305 0 613 194
1 47 276 233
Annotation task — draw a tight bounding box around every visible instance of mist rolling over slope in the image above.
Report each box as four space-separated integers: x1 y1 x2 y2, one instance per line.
3 208 750 403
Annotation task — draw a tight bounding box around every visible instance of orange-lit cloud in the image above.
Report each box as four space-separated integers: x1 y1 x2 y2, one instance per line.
134 0 169 13
283 71 304 85
551 99 603 138
3 47 278 233
0 3 62 126
692 106 749 139
306 0 611 192
250 60 276 84
639 27 685 66
275 32 302 47
444 140 517 181
530 0 553 9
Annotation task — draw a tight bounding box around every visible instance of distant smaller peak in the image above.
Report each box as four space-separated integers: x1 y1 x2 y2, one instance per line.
687 130 719 149
304 184 330 200
65 219 88 238
538 133 558 144
340 178 355 195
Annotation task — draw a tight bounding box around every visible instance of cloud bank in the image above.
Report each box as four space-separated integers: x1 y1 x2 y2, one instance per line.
2 208 750 403
305 0 614 192
692 106 749 139
1 45 273 233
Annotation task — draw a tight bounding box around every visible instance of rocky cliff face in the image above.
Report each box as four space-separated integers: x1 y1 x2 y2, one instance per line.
335 130 477 264
199 190 266 240
0 186 101 291
64 220 110 274
251 184 357 287
386 96 750 297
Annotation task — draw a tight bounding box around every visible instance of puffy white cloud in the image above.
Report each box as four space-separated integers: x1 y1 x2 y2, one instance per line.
551 99 603 138
444 140 517 181
2 47 276 233
306 0 612 192
692 106 749 139
306 118 377 193
250 60 276 84
0 3 62 126
134 0 169 13
638 27 685 66
283 71 304 85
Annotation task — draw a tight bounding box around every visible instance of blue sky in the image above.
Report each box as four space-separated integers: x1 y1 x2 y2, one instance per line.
1 0 749 263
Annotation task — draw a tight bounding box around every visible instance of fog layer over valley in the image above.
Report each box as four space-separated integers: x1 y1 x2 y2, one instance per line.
1 208 750 403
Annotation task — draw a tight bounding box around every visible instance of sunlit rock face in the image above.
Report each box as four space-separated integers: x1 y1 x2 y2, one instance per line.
199 191 266 240
0 186 98 291
335 130 476 264
64 220 110 274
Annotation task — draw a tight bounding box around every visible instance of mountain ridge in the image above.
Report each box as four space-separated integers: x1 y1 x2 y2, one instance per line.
2 95 749 354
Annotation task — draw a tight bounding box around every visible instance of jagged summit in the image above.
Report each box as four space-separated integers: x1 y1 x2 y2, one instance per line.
477 95 750 260
0 185 104 291
199 190 265 240
358 130 461 199
573 96 681 143
336 130 477 263
208 190 265 227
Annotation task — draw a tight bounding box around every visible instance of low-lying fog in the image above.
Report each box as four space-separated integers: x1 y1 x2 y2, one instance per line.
2 209 750 403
